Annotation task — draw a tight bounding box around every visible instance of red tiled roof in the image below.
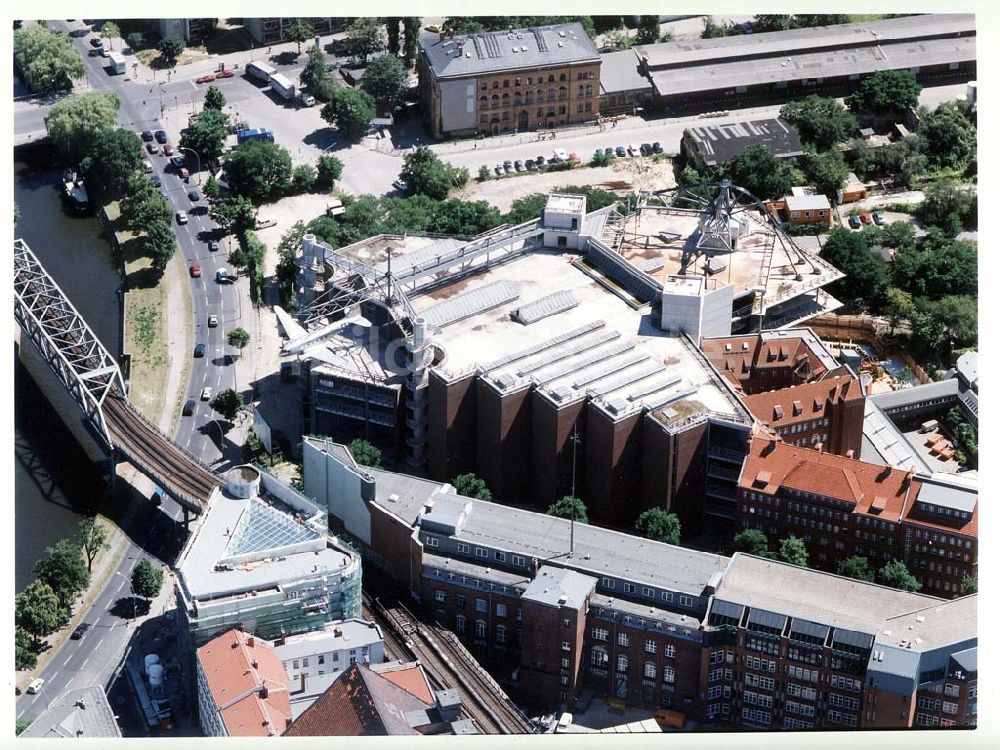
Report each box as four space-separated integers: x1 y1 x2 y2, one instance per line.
739 434 918 520
741 374 862 428
372 662 435 704
197 629 291 737
701 334 831 388
284 662 433 737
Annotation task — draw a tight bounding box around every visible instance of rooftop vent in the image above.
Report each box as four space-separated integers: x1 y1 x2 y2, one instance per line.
742 342 749 351
557 41 564 47
558 595 568 605
521 46 527 52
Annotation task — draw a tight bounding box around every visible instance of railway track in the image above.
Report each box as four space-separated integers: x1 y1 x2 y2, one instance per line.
371 598 534 735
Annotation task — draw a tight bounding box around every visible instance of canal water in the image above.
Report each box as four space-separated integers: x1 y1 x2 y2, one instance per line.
14 144 124 591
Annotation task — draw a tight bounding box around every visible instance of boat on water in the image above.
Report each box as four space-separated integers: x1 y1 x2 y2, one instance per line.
62 168 90 213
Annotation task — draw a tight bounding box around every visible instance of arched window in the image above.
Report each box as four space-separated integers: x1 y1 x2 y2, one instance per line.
617 655 629 673
585 84 593 96
548 74 555 83
492 80 499 89
559 72 567 82
491 94 499 108
558 86 567 101
479 96 488 108
590 646 608 665
578 85 584 96
455 615 466 633
514 92 522 105
547 87 556 101
502 93 510 106
475 620 487 637
644 662 657 679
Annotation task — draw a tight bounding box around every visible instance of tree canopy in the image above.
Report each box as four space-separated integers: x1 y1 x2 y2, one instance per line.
16 627 38 671
346 17 384 63
157 36 185 66
34 539 90 608
14 23 85 93
547 495 589 524
722 145 796 201
836 555 875 582
453 473 492 502
210 388 244 421
401 147 464 200
733 528 770 557
46 91 120 165
777 535 809 567
803 151 850 199
228 327 251 352
203 85 226 111
348 438 382 468
362 54 409 113
15 580 63 643
223 141 293 204
402 18 422 67
180 107 230 163
131 559 164 601
300 45 336 102
143 220 178 270
846 69 921 115
315 154 344 190
210 195 257 237
634 508 681 545
879 560 921 592
637 16 660 43
80 128 144 204
916 181 976 238
918 101 977 171
285 20 314 55
76 518 108 574
321 88 377 143
780 95 857 151
820 227 890 307
891 229 977 300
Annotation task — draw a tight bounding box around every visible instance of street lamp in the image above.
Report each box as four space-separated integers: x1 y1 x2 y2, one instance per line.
178 146 202 185
115 571 138 620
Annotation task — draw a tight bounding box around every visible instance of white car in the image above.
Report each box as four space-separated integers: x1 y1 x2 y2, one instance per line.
200 387 213 401
207 314 219 327
298 92 316 107
176 210 188 224
144 160 154 173
552 148 568 162
26 678 44 694
254 217 277 230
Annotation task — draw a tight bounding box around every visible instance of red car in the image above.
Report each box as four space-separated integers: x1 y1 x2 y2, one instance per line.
163 143 175 155
215 69 235 79
859 212 874 225
190 263 202 277
196 74 217 84
179 167 190 180
568 152 581 164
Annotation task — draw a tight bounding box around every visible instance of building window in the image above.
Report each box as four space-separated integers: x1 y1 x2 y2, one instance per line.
617 655 628 673
562 618 571 628
476 547 488 558
558 105 566 115
456 615 466 633
602 578 615 589
590 647 608 666
479 115 487 124
490 602 505 619
496 625 506 644
435 590 446 603
661 592 673 603
515 608 522 622
475 620 487 638
475 598 487 613
645 639 656 654
548 74 555 83
560 675 569 686
293 660 299 669
562 641 571 651
617 633 629 647
318 654 325 665
664 644 676 659
512 555 525 566
490 95 499 109
644 662 657 679
642 587 654 598
456 594 466 609
624 583 635 594
663 666 675 684
425 536 439 548
679 596 693 607
943 702 959 715
593 627 608 642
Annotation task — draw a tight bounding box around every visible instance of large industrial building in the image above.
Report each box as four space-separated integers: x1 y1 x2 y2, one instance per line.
299 436 977 729
418 22 602 138
635 14 975 110
288 186 844 525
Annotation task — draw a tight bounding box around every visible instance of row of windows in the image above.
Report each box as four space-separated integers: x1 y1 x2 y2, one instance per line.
706 685 732 700
742 708 772 725
707 668 733 683
482 71 594 89
783 716 814 729
826 710 857 727
912 529 973 548
915 712 939 727
913 546 972 564
828 693 860 711
709 650 733 665
743 690 773 709
829 675 862 693
788 665 819 683
785 700 815 717
745 656 776 673
745 674 775 691
776 419 828 434
786 683 817 701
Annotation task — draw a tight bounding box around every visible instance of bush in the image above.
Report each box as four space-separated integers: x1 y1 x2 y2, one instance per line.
348 438 382 468
453 473 492 502
477 164 492 182
290 164 318 194
547 496 589 524
315 155 344 191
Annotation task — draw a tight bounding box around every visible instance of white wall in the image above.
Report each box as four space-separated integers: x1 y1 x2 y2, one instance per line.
303 441 373 545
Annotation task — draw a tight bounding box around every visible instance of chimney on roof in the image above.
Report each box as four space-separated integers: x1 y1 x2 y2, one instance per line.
814 443 823 453
846 449 855 459
878 464 893 481
261 684 269 700
275 630 286 647
252 659 259 670
247 635 255 647
75 698 86 710
903 468 914 489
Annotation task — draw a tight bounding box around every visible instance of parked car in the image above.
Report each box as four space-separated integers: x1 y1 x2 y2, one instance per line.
70 623 91 640
154 130 168 144
536 155 547 168
144 160 154 173
26 678 44 694
189 263 202 277
627 143 640 156
163 143 175 156
183 399 196 416
860 212 873 225
254 217 277 230
146 142 160 155
176 210 188 224
526 159 537 171
848 214 862 229
88 47 103 57
170 155 185 168
208 239 220 252
640 143 652 156
514 160 525 172
141 130 154 142
552 148 568 162
179 167 190 180
188 188 201 202
100 47 111 58
200 387 212 401
298 92 316 107
150 174 161 187
503 160 514 173
615 145 626 157
216 69 235 79
193 343 206 358
873 211 885 226
568 152 580 164
494 164 503 175
207 314 219 328
196 74 217 84
652 141 663 154
392 179 408 193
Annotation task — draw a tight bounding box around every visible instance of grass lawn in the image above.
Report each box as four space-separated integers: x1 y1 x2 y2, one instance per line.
106 202 171 423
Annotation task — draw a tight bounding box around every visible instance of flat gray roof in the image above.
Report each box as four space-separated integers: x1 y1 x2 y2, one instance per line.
952 646 977 673
647 35 975 98
956 351 978 388
870 378 960 411
862 400 934 473
916 474 978 514
20 686 122 738
599 49 650 94
684 118 804 166
422 552 531 589
638 14 974 70
421 22 599 79
715 554 938 636
590 593 702 630
875 595 977 653
522 565 597 609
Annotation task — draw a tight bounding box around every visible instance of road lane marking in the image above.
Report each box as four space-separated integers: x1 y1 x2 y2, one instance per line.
94 637 105 651
63 655 73 667
80 654 91 669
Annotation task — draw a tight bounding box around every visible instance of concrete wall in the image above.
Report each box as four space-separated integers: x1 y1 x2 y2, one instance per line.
302 440 372 545
370 504 423 592
439 78 478 135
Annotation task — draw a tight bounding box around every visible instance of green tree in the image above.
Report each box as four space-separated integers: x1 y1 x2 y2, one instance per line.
386 18 401 55
76 517 108 574
635 508 681 545
927 295 978 349
961 574 977 595
285 20 314 55
403 17 422 67
14 24 85 93
637 16 660 43
453 473 492 502
547 495 589 525
180 107 230 163
362 54 409 113
276 221 306 303
753 15 793 32
836 555 875 582
204 173 220 199
733 528 770 557
793 14 850 28
45 91 120 165
401 146 457 200
804 151 850 199
885 287 915 332
100 21 120 50
80 128 144 204
131 559 164 602
15 627 37 671
820 228 890 307
35 539 89 608
428 199 501 236
315 154 344 190
300 45 336 102
15 580 64 645
780 95 857 151
891 230 976 300
879 560 921 592
223 141 293 204
723 145 795 201
918 101 977 171
120 173 166 228
227 327 251 356
348 438 382 468
478 164 492 182
917 181 975 237
210 388 244 421
505 193 548 224
16 718 33 735
203 84 226 111
157 36 185 66
346 17 383 63
322 88 377 143
211 195 257 236
846 69 921 115
777 535 809 567
291 163 318 193
126 32 145 51
145 220 177 270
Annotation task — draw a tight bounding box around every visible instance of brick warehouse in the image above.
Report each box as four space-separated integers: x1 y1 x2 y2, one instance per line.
301 438 977 730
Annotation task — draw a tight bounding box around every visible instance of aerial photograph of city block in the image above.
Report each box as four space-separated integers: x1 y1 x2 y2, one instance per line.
12 11 979 738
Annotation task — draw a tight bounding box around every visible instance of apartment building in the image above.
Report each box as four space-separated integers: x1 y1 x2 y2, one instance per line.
418 23 601 138
737 435 978 595
243 18 340 46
